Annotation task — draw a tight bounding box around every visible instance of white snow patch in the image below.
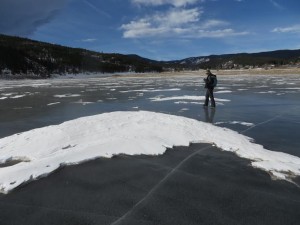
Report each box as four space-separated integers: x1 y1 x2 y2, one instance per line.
120 88 181 93
150 95 230 102
273 87 300 90
174 101 202 105
0 97 8 100
54 94 81 98
214 90 233 94
106 98 117 100
1 93 17 96
10 95 26 99
47 102 61 106
256 91 276 94
72 100 94 105
216 87 230 90
0 111 300 194
215 121 254 127
180 108 189 111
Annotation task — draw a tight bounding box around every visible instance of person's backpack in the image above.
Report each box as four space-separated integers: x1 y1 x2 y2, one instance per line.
211 75 218 87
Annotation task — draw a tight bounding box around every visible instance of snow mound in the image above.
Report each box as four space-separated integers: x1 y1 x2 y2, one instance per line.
0 111 300 194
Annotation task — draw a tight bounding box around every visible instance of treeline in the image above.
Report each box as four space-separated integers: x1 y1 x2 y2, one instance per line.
0 34 163 78
1 34 300 79
171 50 300 70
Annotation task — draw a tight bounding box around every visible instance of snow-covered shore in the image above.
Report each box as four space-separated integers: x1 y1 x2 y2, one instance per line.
1 111 300 194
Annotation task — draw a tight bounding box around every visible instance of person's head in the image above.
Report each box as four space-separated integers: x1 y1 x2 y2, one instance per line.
206 69 211 75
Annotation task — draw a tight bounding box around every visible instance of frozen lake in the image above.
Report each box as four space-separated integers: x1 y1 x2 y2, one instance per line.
1 73 299 159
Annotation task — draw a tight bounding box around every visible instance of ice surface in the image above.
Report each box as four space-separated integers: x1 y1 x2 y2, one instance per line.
0 111 300 194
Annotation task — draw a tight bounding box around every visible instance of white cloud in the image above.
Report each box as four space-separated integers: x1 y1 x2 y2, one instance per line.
153 8 201 26
121 8 247 39
81 38 98 42
192 29 249 38
121 8 202 38
131 0 201 7
201 19 229 29
272 25 300 33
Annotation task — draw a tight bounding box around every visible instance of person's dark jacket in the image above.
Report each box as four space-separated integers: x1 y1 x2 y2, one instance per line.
204 73 217 89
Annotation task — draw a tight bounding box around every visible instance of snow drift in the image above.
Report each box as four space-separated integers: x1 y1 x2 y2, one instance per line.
0 111 300 194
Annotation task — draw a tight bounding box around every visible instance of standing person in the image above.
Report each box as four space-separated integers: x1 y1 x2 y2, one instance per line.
203 69 217 108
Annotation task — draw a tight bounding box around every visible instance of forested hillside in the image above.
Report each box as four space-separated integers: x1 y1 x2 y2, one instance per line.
1 34 300 79
0 34 163 78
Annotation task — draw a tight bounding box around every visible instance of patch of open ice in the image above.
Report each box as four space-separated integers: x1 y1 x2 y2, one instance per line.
13 107 32 110
0 111 299 194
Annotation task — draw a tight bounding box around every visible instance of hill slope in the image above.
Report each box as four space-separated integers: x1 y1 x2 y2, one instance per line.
171 50 300 70
0 34 163 78
1 34 300 78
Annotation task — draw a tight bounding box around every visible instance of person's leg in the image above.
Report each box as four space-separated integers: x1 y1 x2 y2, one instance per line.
204 89 209 106
209 88 216 107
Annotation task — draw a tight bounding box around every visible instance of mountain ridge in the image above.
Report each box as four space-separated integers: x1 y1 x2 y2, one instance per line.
1 34 300 79
171 49 300 70
0 34 163 79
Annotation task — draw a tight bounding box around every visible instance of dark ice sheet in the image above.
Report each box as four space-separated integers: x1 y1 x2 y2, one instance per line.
0 75 300 225
0 144 299 225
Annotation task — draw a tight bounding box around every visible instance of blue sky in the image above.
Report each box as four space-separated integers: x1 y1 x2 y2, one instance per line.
0 0 300 60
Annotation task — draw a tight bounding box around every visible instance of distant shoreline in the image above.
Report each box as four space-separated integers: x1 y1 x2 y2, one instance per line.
1 67 300 80
112 67 300 78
